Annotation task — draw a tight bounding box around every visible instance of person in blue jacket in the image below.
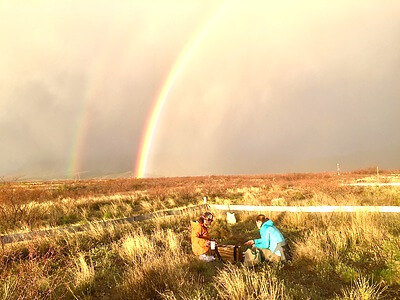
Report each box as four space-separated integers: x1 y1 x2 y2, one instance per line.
245 214 289 263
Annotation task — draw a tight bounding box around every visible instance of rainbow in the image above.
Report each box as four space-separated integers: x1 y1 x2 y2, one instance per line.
67 69 104 179
134 1 229 178
68 42 124 179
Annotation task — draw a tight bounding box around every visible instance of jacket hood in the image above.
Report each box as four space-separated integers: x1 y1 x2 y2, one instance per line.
262 219 274 228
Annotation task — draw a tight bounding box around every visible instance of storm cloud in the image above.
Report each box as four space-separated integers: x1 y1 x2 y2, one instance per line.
1 0 399 179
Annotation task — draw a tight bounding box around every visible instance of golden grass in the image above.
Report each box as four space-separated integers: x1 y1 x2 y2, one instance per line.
215 264 288 300
293 213 386 264
1 210 400 299
1 172 400 299
2 172 400 234
73 253 95 292
118 229 155 263
2 276 18 300
338 277 386 300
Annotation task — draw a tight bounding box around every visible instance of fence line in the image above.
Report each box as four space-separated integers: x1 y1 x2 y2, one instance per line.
0 204 209 245
209 204 400 213
344 182 400 187
3 203 400 245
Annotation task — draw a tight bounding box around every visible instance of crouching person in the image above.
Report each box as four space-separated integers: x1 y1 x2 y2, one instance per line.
244 214 290 265
191 212 216 262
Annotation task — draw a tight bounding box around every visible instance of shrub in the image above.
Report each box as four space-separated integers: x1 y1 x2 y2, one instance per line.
337 277 386 300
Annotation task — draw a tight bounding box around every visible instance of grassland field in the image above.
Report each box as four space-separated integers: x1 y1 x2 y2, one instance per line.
1 168 400 299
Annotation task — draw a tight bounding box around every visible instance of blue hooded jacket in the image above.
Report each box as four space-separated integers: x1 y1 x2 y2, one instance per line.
254 219 285 255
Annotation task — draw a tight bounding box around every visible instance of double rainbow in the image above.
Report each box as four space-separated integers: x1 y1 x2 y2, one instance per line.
68 2 229 179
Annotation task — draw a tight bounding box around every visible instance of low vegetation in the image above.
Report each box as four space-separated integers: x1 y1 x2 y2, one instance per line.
1 169 400 299
1 169 399 234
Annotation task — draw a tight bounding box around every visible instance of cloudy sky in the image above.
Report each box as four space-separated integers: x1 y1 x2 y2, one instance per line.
1 0 399 179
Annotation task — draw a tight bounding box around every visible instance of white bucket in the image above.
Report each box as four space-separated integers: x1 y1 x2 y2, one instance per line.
226 212 236 224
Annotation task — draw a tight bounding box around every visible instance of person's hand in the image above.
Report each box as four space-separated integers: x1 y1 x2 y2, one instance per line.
244 240 255 246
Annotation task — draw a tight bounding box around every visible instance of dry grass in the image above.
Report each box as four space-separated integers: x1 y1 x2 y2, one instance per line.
1 211 400 299
214 264 288 300
1 171 400 299
337 277 386 300
73 253 95 293
2 172 400 234
293 213 386 264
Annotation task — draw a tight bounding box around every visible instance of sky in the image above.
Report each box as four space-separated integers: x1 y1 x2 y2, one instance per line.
1 0 399 180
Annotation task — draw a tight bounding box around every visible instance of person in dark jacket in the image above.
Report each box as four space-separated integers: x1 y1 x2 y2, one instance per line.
245 214 289 263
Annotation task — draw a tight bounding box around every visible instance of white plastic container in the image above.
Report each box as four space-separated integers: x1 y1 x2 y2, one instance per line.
210 240 216 250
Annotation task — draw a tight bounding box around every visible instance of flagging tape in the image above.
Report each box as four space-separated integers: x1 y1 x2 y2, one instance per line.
209 205 400 213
